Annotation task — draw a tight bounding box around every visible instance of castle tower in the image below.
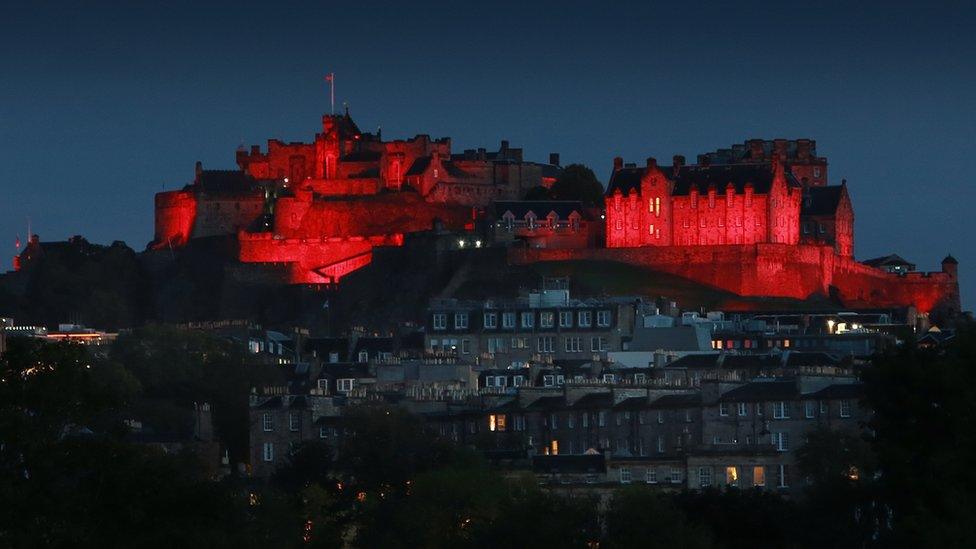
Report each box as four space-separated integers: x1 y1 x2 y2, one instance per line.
638 157 672 246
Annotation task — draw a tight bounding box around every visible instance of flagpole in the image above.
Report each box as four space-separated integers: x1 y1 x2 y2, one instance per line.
330 73 335 115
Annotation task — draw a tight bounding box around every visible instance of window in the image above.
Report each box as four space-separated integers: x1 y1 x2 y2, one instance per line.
619 467 632 484
550 440 559 455
591 337 608 352
819 400 827 415
598 411 607 427
549 413 558 430
684 410 693 423
567 414 575 429
358 350 369 363
502 312 516 328
537 336 554 353
578 310 592 327
433 313 447 330
488 414 507 432
484 312 497 329
559 311 573 327
582 413 589 428
698 466 712 488
338 378 355 393
725 466 739 486
773 401 790 419
511 337 529 349
455 313 468 329
514 415 526 431
319 426 329 439
776 464 790 488
634 373 646 384
671 467 683 484
804 401 816 419
521 312 534 328
719 402 729 416
603 373 615 384
656 435 665 453
288 413 299 432
753 466 765 487
540 312 554 328
737 402 748 416
646 467 658 484
813 167 821 178
262 413 274 432
564 337 583 352
597 310 611 327
513 375 524 387
756 402 764 417
773 432 789 452
657 411 664 424
262 442 274 462
461 339 471 354
840 400 852 418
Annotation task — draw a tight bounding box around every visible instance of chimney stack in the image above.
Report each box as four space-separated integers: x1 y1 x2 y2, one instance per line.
549 152 560 166
646 157 657 169
613 157 623 171
673 155 685 168
697 154 711 167
501 140 509 150
748 139 764 161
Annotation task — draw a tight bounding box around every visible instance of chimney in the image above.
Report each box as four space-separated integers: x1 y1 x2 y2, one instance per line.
673 155 685 168
796 139 811 161
195 161 203 178
549 152 560 166
697 154 710 167
478 147 486 160
646 157 657 170
748 139 764 160
501 140 509 150
613 156 624 171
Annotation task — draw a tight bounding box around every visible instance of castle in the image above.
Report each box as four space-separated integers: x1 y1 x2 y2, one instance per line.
149 113 960 320
152 110 560 283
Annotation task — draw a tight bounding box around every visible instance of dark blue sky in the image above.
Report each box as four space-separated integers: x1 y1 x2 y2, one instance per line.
2 1 973 308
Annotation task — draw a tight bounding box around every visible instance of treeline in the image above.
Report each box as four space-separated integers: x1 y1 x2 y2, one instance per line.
2 325 974 547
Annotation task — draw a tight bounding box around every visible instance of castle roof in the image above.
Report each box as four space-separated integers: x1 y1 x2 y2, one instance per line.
606 163 798 197
195 169 260 191
863 254 915 269
801 185 845 216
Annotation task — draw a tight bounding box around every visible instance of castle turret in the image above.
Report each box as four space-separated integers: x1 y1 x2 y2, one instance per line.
942 254 958 278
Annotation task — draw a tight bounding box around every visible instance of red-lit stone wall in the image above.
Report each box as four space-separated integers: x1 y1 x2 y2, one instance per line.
510 244 960 315
153 190 197 248
237 232 404 284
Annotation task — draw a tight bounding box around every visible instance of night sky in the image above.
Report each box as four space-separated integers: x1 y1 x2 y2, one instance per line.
2 1 973 309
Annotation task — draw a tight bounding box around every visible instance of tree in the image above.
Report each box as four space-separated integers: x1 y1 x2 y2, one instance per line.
549 164 605 207
522 185 552 200
604 487 713 548
860 326 976 547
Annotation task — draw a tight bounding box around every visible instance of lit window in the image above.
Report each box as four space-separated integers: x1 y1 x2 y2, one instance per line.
550 440 559 455
725 466 739 486
753 466 765 487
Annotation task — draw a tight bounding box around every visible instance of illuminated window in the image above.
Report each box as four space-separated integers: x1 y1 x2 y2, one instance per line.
649 223 655 235
725 466 739 486
488 414 506 432
550 440 559 455
753 466 765 487
655 197 661 216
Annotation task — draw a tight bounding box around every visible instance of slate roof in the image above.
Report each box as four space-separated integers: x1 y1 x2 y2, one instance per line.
494 200 585 220
613 396 649 410
405 156 431 176
525 395 564 411
628 326 712 352
807 383 863 400
571 393 614 409
863 254 915 268
800 185 845 216
664 354 721 369
719 381 798 402
606 163 799 197
649 393 701 408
